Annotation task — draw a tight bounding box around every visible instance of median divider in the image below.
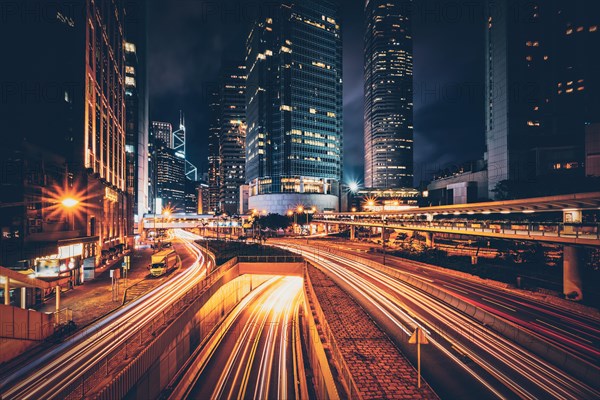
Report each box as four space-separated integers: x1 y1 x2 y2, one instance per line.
302 263 354 400
311 244 600 388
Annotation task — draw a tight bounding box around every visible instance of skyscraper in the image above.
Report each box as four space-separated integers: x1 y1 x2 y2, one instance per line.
155 141 186 213
1 0 127 273
219 64 247 215
245 0 343 214
485 0 600 198
152 121 174 148
208 90 221 213
364 0 414 189
124 0 149 226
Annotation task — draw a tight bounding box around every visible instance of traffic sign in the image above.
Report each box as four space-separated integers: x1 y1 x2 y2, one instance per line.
409 327 429 344
409 327 429 388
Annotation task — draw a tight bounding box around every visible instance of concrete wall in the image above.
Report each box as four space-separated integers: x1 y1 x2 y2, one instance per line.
0 304 55 364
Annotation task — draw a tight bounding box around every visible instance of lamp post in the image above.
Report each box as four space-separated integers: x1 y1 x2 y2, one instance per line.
382 217 388 266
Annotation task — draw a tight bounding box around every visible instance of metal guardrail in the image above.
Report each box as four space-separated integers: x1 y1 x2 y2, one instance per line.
315 219 600 242
237 255 304 263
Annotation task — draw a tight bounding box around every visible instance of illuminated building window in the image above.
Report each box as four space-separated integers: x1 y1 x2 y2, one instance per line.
280 105 292 111
309 108 317 114
591 26 598 32
566 28 573 35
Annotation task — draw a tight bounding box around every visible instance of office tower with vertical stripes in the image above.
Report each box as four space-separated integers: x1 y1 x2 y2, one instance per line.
364 0 414 189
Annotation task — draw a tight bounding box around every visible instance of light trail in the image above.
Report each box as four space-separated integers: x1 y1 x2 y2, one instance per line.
279 242 600 400
314 239 600 364
183 276 303 400
0 230 207 399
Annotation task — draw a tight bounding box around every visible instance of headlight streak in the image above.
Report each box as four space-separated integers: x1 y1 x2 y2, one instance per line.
280 243 600 400
201 277 302 400
2 230 207 400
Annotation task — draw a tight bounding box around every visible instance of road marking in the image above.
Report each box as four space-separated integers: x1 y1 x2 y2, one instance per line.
535 319 593 343
481 297 516 312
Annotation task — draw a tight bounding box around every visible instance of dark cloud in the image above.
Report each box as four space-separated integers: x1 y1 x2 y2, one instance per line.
148 0 485 185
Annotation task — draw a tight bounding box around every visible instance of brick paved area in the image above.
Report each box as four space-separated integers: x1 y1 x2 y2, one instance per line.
308 264 439 399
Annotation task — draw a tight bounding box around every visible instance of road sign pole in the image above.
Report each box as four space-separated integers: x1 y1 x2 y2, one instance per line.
417 327 421 388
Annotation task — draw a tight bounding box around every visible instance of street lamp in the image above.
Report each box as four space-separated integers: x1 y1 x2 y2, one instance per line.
61 198 79 208
61 197 80 231
382 217 388 266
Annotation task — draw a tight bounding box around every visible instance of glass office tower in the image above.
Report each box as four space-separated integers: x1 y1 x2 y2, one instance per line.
246 0 343 214
364 0 414 189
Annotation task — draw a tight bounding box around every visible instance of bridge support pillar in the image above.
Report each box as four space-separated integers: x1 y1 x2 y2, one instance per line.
55 285 61 312
563 246 583 301
381 227 386 242
425 232 435 248
350 225 356 240
21 287 27 309
3 276 9 305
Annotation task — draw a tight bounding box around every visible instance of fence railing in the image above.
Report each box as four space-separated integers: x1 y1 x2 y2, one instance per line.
315 219 600 241
237 255 304 263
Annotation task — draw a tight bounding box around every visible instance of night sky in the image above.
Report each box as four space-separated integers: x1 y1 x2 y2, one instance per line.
148 0 485 186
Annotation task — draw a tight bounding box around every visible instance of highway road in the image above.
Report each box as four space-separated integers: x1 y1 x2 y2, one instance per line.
171 276 304 400
315 239 600 367
276 239 600 400
0 230 207 399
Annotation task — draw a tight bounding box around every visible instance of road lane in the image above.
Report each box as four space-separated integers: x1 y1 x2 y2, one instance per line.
278 241 600 400
306 239 600 366
0 230 207 399
185 276 303 400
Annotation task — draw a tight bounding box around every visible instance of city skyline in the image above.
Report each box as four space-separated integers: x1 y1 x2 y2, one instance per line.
148 0 486 185
1 1 600 398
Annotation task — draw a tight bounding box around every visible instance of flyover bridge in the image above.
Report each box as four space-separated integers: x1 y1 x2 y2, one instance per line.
315 192 600 301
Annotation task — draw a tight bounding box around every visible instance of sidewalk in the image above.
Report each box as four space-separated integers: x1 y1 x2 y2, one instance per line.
36 247 153 328
307 264 438 399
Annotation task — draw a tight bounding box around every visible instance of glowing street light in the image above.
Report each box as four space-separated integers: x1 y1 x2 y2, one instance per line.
61 198 80 208
349 182 359 193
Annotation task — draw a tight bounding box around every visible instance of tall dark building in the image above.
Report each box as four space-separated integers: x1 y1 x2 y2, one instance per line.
245 0 343 214
364 0 414 189
219 64 247 215
1 0 127 279
485 0 600 198
184 179 199 214
155 141 186 213
207 90 221 213
124 0 149 228
152 121 174 148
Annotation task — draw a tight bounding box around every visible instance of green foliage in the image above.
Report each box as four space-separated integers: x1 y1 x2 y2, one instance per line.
256 213 293 230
